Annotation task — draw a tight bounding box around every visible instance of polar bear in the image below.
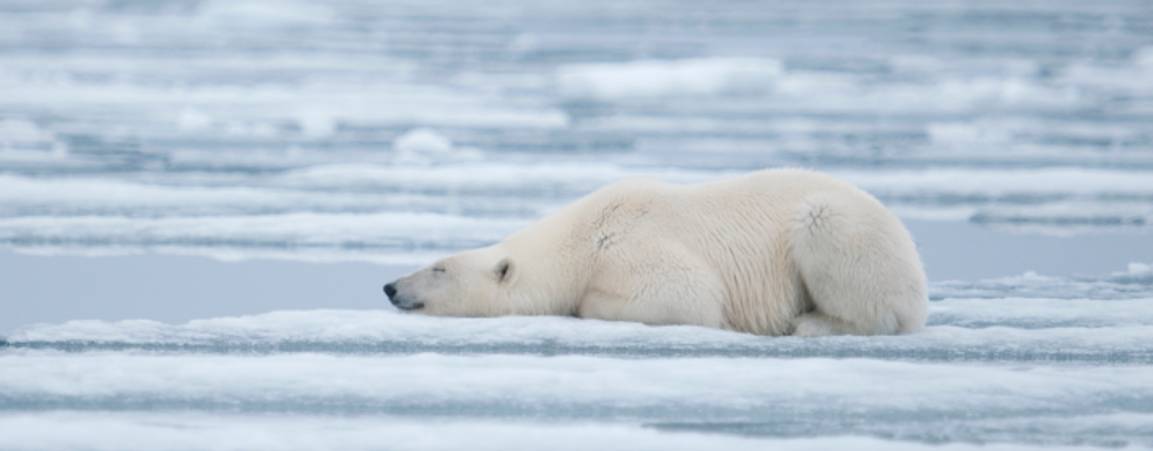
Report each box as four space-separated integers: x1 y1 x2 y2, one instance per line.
383 169 927 336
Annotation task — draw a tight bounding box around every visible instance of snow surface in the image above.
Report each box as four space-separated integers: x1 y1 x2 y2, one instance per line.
4 272 1153 447
7 299 1153 363
0 412 1117 451
558 58 785 99
3 352 1151 418
4 264 1153 447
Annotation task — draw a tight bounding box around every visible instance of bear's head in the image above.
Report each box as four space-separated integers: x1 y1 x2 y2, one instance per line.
383 245 521 316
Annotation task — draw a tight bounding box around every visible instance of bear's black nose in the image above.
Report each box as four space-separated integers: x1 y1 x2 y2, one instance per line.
383 283 397 299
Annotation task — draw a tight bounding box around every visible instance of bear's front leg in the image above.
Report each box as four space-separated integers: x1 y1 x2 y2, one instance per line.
577 258 728 329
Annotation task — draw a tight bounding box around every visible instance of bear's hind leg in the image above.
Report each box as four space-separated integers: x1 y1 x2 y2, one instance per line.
788 192 927 336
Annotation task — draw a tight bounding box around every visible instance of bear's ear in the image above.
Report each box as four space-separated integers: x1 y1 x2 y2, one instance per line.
495 258 514 283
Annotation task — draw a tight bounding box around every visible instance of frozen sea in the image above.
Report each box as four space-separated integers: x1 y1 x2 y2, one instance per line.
2 0 1153 449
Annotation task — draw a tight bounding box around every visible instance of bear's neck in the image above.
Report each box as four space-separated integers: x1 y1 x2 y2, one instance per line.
503 205 601 317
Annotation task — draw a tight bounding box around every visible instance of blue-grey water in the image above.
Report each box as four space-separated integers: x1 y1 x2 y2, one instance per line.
1 0 1152 449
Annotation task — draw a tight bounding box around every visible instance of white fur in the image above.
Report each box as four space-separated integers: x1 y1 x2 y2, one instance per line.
387 169 927 336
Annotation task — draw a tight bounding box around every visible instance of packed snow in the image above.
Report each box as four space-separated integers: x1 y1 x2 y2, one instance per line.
0 412 1119 451
4 267 1153 447
557 58 786 99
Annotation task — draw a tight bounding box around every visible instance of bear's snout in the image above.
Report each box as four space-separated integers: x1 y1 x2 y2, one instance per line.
383 282 425 311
